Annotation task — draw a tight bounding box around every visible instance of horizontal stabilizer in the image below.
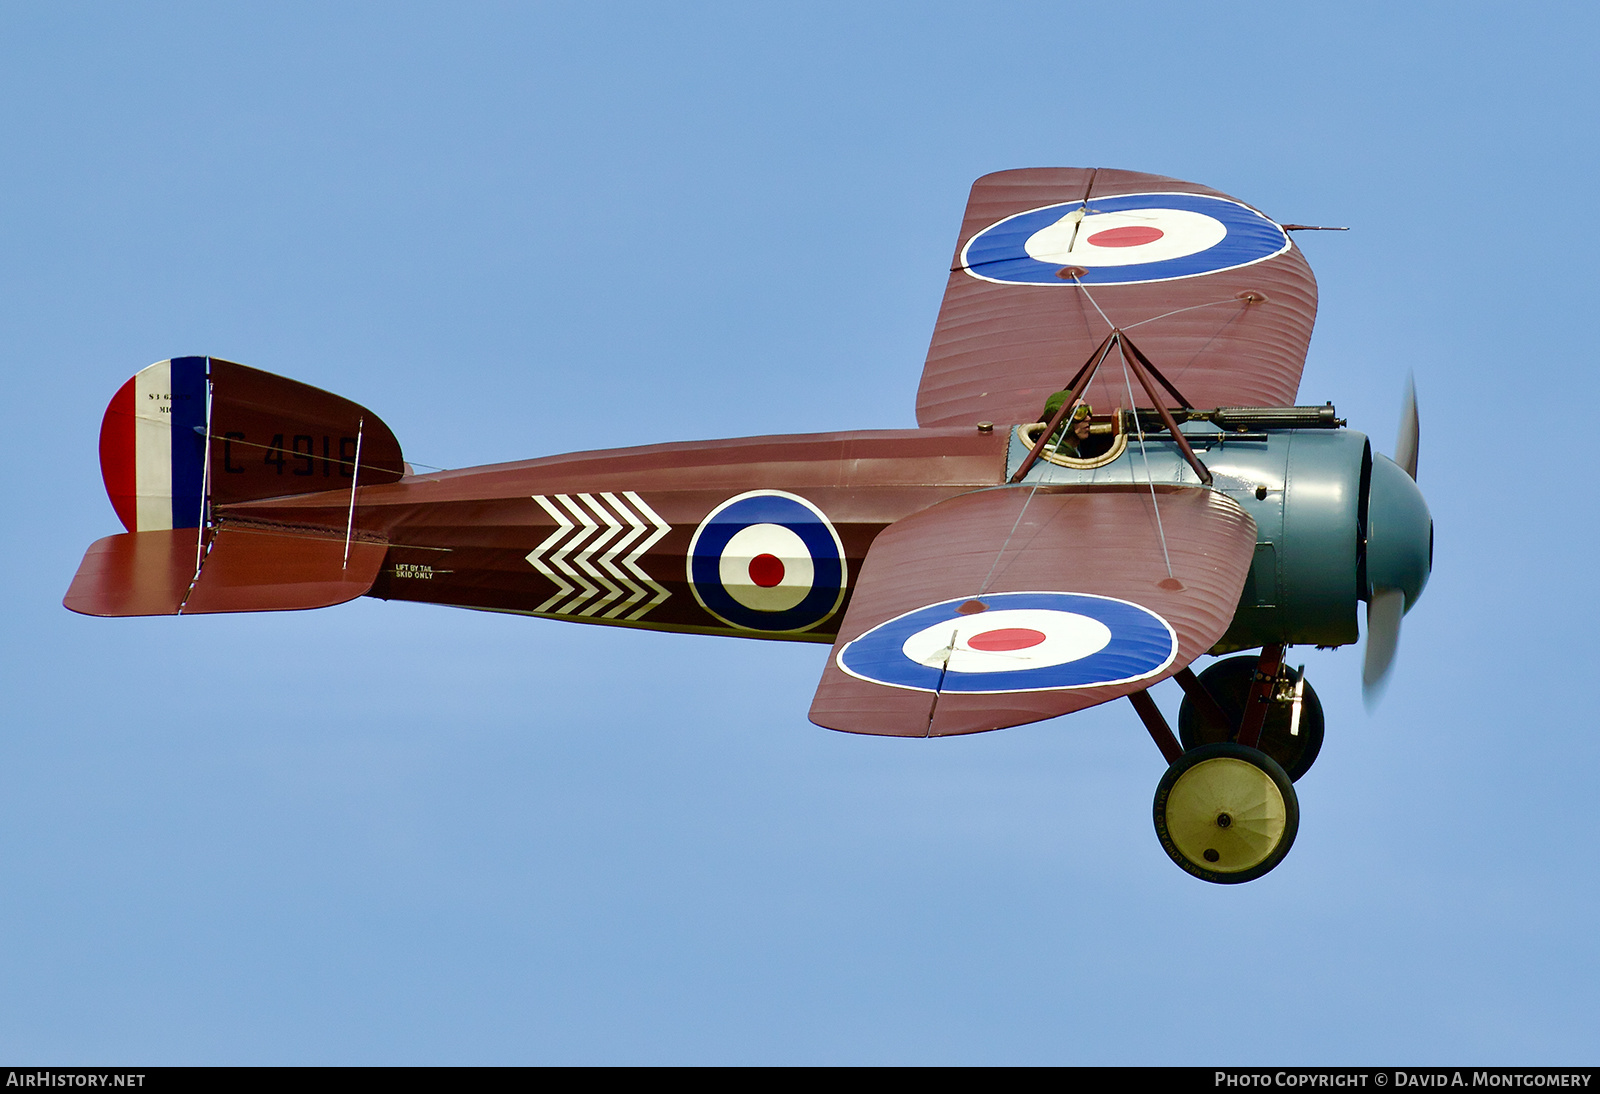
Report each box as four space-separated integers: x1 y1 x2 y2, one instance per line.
183 526 387 614
65 526 387 617
63 529 198 617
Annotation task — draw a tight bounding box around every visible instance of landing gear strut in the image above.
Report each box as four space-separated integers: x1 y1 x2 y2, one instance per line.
1175 654 1325 782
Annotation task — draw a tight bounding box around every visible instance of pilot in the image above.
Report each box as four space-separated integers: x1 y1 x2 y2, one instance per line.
1039 388 1093 456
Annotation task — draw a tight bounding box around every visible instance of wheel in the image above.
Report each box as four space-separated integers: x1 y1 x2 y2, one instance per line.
1153 742 1299 884
1177 655 1325 781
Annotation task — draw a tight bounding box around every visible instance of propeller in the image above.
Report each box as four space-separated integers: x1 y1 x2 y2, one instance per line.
1395 374 1419 480
1362 588 1405 706
1363 375 1423 708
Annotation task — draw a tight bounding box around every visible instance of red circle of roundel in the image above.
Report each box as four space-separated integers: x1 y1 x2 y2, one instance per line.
1086 225 1165 248
749 554 785 588
966 628 1047 652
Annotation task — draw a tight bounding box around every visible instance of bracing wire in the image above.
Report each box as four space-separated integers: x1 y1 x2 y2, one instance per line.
195 377 214 578
183 428 448 480
977 377 1094 596
1117 341 1175 578
1073 273 1117 330
976 482 1041 597
1123 296 1243 330
978 274 1113 596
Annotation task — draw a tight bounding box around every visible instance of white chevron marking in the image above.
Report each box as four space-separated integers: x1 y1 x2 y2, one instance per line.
549 494 601 614
595 491 648 619
529 495 577 613
570 493 624 615
614 491 670 621
527 491 671 620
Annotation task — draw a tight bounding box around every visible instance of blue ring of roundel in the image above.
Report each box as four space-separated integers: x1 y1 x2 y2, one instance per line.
837 591 1177 693
689 493 846 632
961 192 1289 286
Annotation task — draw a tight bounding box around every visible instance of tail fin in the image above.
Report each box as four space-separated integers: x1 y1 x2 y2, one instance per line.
98 356 405 533
70 357 401 617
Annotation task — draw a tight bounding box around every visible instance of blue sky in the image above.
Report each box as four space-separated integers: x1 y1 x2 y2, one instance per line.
2 1 1596 1064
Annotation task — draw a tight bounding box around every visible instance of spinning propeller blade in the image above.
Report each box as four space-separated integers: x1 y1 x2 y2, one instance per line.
1395 374 1419 480
1362 587 1405 707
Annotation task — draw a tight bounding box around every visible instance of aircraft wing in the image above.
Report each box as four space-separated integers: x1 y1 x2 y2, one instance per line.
916 168 1318 428
809 485 1256 737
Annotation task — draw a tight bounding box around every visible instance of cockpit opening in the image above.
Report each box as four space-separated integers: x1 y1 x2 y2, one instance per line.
1016 409 1130 469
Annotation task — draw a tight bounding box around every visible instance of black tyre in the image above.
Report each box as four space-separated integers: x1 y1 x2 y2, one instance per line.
1177 655 1325 781
1153 742 1299 884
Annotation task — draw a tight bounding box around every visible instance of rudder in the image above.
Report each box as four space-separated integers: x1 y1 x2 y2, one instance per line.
98 356 405 533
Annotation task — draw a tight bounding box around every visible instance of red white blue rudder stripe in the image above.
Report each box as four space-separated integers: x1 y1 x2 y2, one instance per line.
961 192 1289 287
687 490 847 633
99 357 209 532
836 591 1177 694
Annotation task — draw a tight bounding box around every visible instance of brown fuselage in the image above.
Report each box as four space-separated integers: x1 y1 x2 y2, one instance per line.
219 427 1009 642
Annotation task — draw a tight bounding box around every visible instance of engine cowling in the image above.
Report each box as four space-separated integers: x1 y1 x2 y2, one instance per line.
1211 430 1431 652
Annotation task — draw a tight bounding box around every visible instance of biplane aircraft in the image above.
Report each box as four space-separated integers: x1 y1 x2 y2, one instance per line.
65 168 1432 883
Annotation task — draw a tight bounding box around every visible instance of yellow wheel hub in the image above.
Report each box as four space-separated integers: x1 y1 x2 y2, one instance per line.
1163 756 1288 874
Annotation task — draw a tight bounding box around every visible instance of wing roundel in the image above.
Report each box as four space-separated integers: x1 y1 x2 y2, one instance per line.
809 484 1257 737
916 168 1319 428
